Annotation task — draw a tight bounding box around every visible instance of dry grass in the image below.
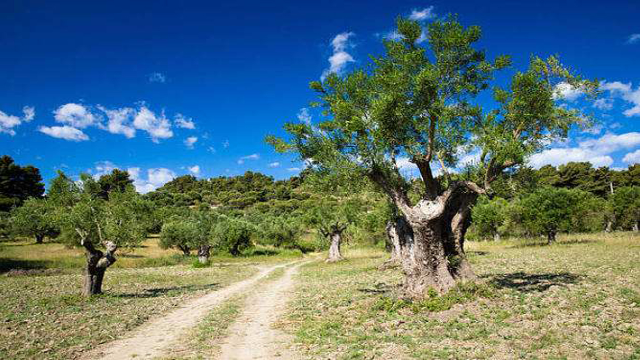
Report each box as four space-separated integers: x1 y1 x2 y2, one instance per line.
0 261 263 359
284 232 640 359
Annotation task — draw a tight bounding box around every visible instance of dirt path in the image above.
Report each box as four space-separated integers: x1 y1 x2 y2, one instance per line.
216 262 305 360
83 262 296 360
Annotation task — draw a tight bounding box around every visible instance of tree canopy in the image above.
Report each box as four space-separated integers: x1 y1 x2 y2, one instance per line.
0 155 45 211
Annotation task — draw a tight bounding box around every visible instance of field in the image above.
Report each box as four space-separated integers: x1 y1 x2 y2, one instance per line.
284 232 640 359
1 232 639 359
0 239 302 359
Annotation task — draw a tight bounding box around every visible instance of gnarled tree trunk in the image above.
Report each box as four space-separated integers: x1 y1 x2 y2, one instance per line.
82 239 117 296
547 230 556 245
396 190 478 297
326 231 344 263
198 245 211 264
35 234 44 244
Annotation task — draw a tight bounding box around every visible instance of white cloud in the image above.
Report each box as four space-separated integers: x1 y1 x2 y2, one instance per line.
148 72 166 83
54 103 98 128
99 106 136 138
208 146 216 153
321 32 355 81
38 125 89 141
237 153 260 164
268 162 280 168
22 106 35 122
529 132 640 168
600 80 640 117
593 98 613 110
92 160 119 179
128 167 176 194
0 107 34 136
184 136 198 149
297 108 311 125
223 140 230 148
554 82 584 102
409 6 436 21
579 132 640 154
529 148 613 168
623 149 640 164
188 165 200 175
395 157 417 171
627 34 640 44
133 106 173 142
287 167 301 172
175 113 195 129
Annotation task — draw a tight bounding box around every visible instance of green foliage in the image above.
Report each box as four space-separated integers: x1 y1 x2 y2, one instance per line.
52 173 149 249
611 186 640 230
268 16 597 209
10 197 59 242
96 169 134 200
210 217 253 256
519 187 603 239
0 155 45 212
470 196 509 239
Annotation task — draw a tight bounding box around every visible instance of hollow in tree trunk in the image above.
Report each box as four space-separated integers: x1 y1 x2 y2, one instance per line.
198 245 211 264
81 239 117 296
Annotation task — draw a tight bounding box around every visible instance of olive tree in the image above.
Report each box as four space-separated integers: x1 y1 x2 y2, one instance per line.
52 173 148 295
611 186 640 231
470 196 509 241
520 187 589 244
10 197 59 243
268 17 597 297
211 216 253 256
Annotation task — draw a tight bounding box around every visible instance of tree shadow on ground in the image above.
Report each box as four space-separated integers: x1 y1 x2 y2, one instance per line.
467 251 489 256
113 283 220 298
486 272 582 292
510 238 598 249
0 258 51 273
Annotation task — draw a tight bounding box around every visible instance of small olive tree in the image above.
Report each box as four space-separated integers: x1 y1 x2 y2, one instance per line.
611 186 640 231
160 210 214 262
10 197 59 243
520 187 588 244
470 196 509 241
211 217 253 256
51 173 149 295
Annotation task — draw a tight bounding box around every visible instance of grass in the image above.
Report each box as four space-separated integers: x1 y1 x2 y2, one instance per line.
283 232 640 359
0 235 303 360
0 237 304 273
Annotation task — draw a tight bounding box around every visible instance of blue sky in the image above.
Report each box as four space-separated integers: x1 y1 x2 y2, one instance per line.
1 0 639 192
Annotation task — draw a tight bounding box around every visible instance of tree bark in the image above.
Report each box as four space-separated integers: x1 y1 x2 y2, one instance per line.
82 239 117 296
35 233 44 244
380 217 409 270
389 186 478 298
178 245 191 256
605 220 613 233
198 245 211 264
633 221 639 232
326 231 344 263
493 232 501 242
547 231 556 245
